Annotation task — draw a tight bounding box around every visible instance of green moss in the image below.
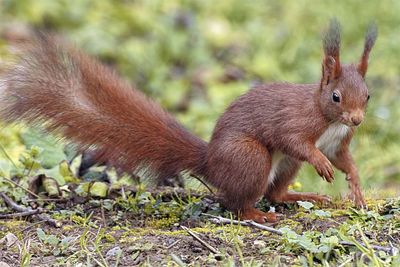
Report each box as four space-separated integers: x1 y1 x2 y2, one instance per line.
128 242 153 252
150 216 180 229
291 211 308 219
104 233 116 243
0 220 26 238
330 210 350 217
62 225 73 231
52 214 63 221
365 198 386 211
72 215 85 225
279 219 300 226
0 220 25 227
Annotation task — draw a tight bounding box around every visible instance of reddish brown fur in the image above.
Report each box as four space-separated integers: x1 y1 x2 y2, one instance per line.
0 22 377 223
323 19 342 79
0 35 207 180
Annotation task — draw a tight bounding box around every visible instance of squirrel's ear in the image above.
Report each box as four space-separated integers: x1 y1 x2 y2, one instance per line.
322 19 342 85
357 23 378 78
322 56 339 85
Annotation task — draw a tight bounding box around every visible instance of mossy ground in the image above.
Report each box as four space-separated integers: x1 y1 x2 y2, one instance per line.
0 1 399 266
0 189 399 266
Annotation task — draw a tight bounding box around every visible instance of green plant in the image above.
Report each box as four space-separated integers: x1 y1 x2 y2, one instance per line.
92 228 110 267
37 228 74 256
219 214 245 244
21 239 32 267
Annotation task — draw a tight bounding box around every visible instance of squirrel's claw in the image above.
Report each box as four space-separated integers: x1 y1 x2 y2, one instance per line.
348 186 367 209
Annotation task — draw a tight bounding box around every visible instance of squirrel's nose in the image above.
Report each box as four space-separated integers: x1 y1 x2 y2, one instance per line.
349 109 364 126
351 116 363 126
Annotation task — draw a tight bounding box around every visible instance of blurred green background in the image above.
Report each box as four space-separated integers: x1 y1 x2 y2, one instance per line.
0 0 399 198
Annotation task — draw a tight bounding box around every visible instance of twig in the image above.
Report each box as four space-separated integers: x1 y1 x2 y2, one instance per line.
27 198 69 202
1 192 30 212
338 241 399 256
1 176 40 199
166 240 180 249
247 220 285 236
1 192 62 228
100 199 106 227
0 209 41 219
204 213 399 255
15 220 46 235
181 226 219 254
203 213 283 235
34 214 62 228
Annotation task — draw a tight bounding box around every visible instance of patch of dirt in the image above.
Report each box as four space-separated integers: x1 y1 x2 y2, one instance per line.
0 192 399 266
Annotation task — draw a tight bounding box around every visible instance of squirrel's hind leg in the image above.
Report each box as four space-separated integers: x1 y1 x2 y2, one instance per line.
240 208 282 223
264 158 331 204
207 136 280 223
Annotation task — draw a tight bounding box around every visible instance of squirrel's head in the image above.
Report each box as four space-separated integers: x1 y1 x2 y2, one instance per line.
319 19 377 127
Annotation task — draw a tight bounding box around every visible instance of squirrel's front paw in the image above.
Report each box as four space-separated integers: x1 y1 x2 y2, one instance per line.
347 174 366 209
313 154 335 183
348 186 367 209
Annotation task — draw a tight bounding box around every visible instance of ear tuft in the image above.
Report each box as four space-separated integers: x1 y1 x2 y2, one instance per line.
322 19 342 81
323 19 341 58
364 22 378 52
357 22 378 77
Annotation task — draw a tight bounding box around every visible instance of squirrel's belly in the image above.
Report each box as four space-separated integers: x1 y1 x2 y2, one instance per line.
316 122 349 159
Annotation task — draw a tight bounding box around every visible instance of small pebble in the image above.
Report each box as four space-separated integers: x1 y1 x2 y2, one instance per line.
254 240 266 249
106 246 122 258
0 233 20 248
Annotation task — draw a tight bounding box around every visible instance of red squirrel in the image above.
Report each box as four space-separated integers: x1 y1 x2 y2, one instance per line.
0 20 377 223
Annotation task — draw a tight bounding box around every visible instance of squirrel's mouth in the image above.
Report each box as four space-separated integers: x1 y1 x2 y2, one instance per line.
343 119 362 127
338 117 359 127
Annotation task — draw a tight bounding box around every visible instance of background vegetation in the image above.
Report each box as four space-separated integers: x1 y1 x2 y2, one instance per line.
0 0 399 266
1 0 399 197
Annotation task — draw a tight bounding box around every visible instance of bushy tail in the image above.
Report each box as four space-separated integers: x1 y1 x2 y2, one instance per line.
0 34 207 179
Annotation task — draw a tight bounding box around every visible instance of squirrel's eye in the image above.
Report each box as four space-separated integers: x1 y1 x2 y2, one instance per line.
367 94 370 101
332 92 340 103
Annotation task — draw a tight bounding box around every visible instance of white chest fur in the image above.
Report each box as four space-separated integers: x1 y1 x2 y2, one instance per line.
267 151 287 186
267 122 349 186
316 122 349 159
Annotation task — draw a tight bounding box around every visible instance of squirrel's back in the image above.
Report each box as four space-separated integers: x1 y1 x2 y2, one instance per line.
210 82 326 146
0 34 207 179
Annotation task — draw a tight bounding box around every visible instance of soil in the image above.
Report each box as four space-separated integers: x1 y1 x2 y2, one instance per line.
0 191 398 266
